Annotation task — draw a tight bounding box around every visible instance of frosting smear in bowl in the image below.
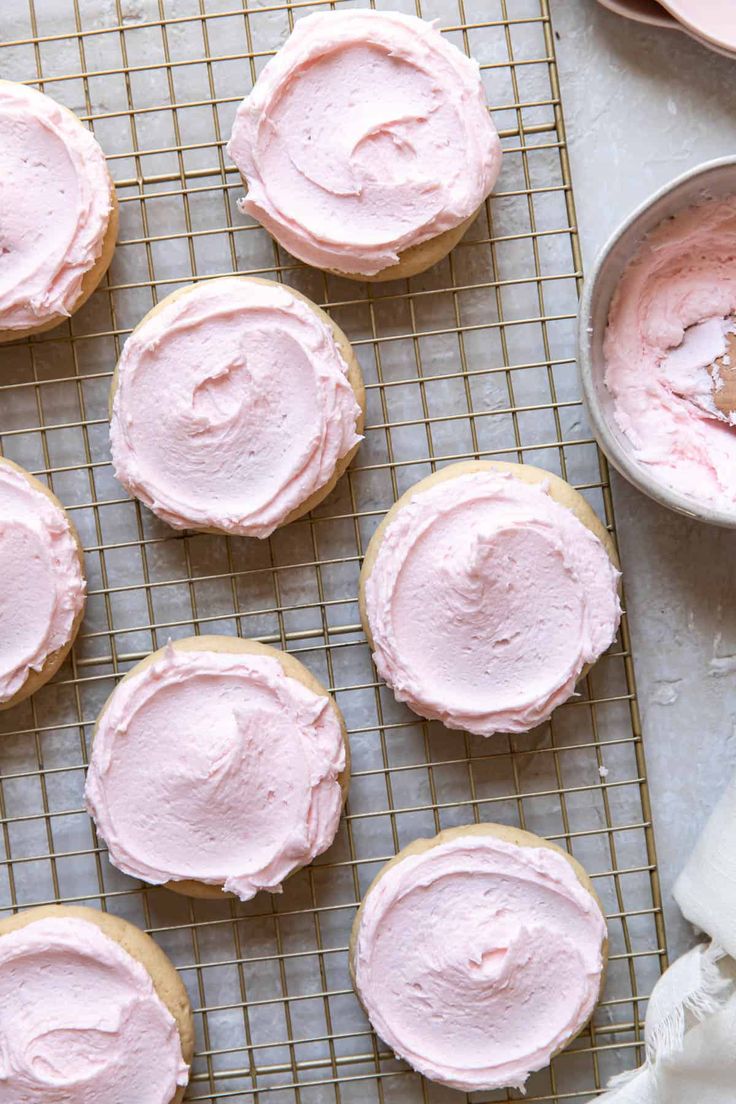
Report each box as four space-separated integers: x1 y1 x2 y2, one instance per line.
604 195 736 509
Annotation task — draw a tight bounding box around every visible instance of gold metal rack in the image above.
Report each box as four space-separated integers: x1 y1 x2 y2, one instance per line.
0 1 666 1100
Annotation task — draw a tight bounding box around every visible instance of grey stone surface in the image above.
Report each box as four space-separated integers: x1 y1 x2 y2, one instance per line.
551 0 736 959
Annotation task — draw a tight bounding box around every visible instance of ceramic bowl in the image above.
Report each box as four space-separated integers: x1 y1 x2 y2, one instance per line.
578 156 736 528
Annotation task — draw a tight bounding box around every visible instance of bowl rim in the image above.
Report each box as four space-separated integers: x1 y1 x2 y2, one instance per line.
578 154 736 530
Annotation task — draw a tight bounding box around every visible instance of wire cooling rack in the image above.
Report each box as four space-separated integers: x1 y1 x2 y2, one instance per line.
0 1 666 1100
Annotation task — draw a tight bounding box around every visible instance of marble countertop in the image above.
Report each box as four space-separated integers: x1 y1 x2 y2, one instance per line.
551 0 736 960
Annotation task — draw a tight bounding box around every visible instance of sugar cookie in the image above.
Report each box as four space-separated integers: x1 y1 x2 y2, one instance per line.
0 457 85 709
227 11 502 281
350 823 607 1092
360 461 621 735
0 904 193 1104
0 81 117 341
110 277 364 536
85 636 349 900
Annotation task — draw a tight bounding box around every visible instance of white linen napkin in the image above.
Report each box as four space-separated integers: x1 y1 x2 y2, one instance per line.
600 774 736 1101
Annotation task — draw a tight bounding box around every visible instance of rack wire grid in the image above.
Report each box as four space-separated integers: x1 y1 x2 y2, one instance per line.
0 0 667 1101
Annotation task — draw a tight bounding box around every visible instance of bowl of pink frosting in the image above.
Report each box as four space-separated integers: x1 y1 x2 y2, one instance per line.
579 156 736 527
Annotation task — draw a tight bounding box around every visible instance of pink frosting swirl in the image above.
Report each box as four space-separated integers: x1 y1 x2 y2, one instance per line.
363 469 620 736
352 833 606 1092
110 278 362 537
227 11 502 276
0 82 113 331
0 461 85 704
85 644 346 900
604 196 736 509
0 916 188 1103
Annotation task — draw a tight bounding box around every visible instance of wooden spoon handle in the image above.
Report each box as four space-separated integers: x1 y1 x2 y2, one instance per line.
712 329 736 419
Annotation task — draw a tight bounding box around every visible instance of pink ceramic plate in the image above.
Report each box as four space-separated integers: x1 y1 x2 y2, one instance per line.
595 0 736 56
663 0 736 52
595 0 678 31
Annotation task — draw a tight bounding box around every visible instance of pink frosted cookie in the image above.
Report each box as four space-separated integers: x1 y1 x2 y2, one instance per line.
0 457 86 709
110 276 364 537
227 10 502 281
0 905 193 1104
0 81 117 341
360 461 621 736
350 824 607 1093
85 636 349 901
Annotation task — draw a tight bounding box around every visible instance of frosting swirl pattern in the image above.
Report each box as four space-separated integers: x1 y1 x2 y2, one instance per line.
363 468 620 736
0 82 113 332
604 196 736 509
0 916 188 1103
227 11 502 276
110 278 363 537
0 461 85 704
85 642 346 900
352 831 607 1092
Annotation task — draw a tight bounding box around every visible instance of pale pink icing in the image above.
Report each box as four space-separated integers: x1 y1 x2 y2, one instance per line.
604 196 736 509
0 915 188 1102
0 82 113 331
0 461 85 703
227 11 502 276
110 278 362 537
364 469 620 736
353 834 606 1092
85 644 346 900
